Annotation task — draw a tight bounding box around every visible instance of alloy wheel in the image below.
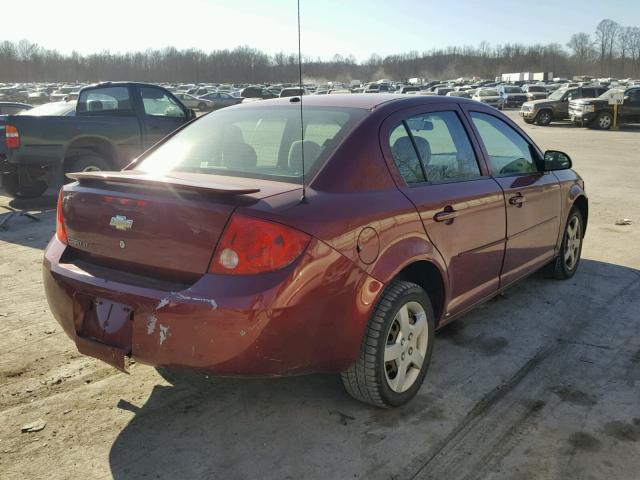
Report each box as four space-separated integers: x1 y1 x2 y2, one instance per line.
564 215 582 270
538 111 551 124
384 301 429 393
598 114 611 129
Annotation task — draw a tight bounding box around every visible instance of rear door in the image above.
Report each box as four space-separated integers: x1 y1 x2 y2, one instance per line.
137 86 188 149
382 105 506 316
620 89 640 121
466 109 561 287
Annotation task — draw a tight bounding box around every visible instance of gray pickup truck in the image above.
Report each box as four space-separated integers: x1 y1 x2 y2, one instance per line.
519 85 608 126
0 82 195 198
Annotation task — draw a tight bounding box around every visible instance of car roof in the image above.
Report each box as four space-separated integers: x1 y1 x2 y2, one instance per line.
233 94 476 111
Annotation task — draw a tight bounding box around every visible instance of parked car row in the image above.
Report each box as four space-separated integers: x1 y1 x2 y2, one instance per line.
519 84 640 130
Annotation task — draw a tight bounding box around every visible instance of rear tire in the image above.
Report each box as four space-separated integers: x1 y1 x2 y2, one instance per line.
547 208 583 279
535 110 553 126
1 172 48 199
65 154 112 179
341 280 435 408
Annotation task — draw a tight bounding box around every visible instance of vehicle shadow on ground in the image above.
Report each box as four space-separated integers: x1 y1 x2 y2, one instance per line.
107 258 640 480
0 191 58 246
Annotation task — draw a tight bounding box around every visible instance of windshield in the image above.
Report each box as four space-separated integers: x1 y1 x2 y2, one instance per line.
548 89 567 100
136 106 366 183
504 87 523 93
599 89 623 99
479 89 498 96
18 101 76 116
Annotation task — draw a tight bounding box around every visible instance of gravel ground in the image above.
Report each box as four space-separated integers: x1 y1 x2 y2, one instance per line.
0 111 638 480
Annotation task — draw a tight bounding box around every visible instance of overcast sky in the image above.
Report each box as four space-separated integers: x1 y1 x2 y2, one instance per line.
4 0 639 60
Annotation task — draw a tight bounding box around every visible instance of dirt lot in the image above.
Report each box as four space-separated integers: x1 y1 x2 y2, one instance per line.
1 111 639 480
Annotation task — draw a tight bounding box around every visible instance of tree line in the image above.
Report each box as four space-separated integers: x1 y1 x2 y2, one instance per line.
1 19 639 84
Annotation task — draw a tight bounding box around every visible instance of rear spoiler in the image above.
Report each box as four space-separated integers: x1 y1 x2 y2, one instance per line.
66 171 260 195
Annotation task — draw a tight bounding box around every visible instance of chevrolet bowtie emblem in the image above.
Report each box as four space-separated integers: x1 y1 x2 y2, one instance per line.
109 215 133 231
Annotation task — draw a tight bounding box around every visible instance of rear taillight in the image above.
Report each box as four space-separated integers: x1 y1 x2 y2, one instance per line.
56 189 68 244
209 214 310 275
5 124 20 149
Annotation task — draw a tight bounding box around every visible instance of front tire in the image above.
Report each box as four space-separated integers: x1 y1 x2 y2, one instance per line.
198 102 208 111
535 110 553 126
548 208 583 279
592 112 612 130
341 280 435 408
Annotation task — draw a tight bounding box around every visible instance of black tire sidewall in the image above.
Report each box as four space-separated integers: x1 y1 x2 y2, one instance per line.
536 110 552 126
198 102 207 110
377 287 435 407
1 172 48 198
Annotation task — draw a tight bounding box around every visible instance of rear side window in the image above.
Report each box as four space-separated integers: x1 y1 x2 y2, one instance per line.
398 111 481 182
136 106 365 183
389 124 426 184
77 87 131 113
409 112 481 181
140 87 185 118
470 112 538 175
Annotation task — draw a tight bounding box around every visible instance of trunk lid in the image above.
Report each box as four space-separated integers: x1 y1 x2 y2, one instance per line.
62 171 298 282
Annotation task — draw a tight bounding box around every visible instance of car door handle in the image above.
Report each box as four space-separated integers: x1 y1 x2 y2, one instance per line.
434 208 458 223
509 194 526 207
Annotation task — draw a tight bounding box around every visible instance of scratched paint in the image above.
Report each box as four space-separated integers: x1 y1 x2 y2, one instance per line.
159 325 169 345
156 298 170 310
146 315 157 335
174 292 217 309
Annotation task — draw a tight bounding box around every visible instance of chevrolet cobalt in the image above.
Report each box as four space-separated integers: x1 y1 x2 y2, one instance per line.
43 95 587 407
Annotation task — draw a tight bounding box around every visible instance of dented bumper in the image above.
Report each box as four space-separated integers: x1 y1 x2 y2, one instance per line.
43 236 382 376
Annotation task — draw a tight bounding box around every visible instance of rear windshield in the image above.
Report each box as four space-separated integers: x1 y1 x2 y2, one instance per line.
136 106 366 183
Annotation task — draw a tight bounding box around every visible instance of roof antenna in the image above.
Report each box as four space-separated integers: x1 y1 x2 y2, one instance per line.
296 0 308 203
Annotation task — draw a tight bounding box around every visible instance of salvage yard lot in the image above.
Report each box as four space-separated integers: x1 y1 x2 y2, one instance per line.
1 111 639 480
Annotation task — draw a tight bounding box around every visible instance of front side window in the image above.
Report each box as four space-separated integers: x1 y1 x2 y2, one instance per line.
470 111 538 176
140 87 185 118
77 87 131 113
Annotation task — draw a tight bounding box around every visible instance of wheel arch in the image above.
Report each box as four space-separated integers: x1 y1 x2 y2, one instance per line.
63 136 116 170
572 194 588 238
392 260 447 326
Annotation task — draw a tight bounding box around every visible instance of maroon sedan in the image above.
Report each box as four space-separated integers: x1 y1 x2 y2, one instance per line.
43 95 587 407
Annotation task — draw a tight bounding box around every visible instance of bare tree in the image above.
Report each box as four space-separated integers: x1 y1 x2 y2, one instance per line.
596 19 621 75
617 26 635 76
0 19 638 84
567 32 595 66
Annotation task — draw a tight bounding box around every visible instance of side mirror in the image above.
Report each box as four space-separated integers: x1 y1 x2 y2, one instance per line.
543 150 572 171
187 109 196 120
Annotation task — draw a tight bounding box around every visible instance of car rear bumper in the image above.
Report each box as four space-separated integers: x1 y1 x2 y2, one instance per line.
43 236 382 376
